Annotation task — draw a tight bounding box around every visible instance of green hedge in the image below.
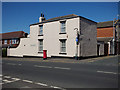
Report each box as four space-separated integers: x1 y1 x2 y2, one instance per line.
2 48 7 57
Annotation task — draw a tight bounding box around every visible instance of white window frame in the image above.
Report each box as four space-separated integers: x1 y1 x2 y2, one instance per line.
9 40 11 44
38 39 43 52
12 39 16 44
39 25 43 35
60 21 66 33
4 40 7 44
60 40 66 53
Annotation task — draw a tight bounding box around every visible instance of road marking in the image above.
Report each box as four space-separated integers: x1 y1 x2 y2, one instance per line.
2 76 20 84
2 75 64 89
34 65 71 70
35 82 48 86
97 71 117 74
6 63 22 66
0 74 2 77
22 80 33 83
88 61 94 62
7 63 16 65
12 78 20 81
34 65 52 68
3 79 13 83
18 64 22 66
54 67 71 70
21 86 32 88
50 86 62 89
4 76 11 78
0 78 2 80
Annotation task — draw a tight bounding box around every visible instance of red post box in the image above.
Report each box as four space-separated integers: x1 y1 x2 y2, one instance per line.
43 50 47 60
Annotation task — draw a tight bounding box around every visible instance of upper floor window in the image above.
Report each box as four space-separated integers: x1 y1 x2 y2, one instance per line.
39 25 43 35
60 21 66 33
4 40 7 44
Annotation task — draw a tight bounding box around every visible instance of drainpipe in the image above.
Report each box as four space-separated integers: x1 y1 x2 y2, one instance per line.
113 18 116 55
74 28 79 60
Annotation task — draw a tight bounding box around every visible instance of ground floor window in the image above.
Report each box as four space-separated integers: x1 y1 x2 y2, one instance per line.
4 40 7 44
38 39 43 52
60 39 66 53
11 39 19 44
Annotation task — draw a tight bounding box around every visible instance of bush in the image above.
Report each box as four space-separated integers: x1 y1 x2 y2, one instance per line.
2 48 7 57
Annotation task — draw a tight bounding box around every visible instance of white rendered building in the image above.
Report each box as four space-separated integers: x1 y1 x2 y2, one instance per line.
8 14 97 58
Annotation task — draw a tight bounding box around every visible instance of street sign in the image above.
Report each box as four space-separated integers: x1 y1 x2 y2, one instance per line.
76 38 78 42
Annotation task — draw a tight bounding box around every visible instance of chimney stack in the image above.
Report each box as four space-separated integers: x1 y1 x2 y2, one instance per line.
39 13 46 22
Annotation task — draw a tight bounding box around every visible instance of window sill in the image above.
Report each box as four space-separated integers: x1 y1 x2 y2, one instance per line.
38 51 43 53
38 34 43 36
59 33 66 34
59 53 67 55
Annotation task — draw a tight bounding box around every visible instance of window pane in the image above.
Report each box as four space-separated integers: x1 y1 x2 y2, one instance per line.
61 47 66 52
63 47 66 52
39 25 43 35
39 40 43 52
61 21 66 33
40 26 43 30
39 46 43 51
4 40 7 44
16 40 19 44
12 39 16 44
60 40 66 52
40 41 43 45
61 28 65 33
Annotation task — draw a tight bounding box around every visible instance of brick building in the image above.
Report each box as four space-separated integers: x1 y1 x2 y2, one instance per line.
97 20 120 56
0 31 28 48
7 14 97 58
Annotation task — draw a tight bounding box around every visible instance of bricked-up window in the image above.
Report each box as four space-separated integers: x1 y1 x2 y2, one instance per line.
60 40 66 53
4 40 7 44
39 25 43 35
60 21 66 33
39 40 43 52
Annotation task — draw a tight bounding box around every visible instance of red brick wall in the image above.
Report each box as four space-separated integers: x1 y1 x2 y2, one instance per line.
7 40 10 44
2 40 4 44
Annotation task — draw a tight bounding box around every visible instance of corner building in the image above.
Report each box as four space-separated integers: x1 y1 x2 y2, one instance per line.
8 14 97 58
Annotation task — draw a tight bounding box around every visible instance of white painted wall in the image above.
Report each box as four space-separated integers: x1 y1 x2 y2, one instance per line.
8 17 80 57
8 16 97 58
43 17 80 57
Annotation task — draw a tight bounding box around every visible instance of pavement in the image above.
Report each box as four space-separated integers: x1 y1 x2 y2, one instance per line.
2 55 119 64
1 55 119 89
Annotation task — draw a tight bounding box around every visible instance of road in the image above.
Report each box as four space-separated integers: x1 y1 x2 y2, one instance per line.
1 56 119 89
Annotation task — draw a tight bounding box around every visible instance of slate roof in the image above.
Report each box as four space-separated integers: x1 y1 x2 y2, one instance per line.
97 21 113 28
45 14 78 22
30 14 96 26
97 20 120 38
97 20 120 28
0 31 26 40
